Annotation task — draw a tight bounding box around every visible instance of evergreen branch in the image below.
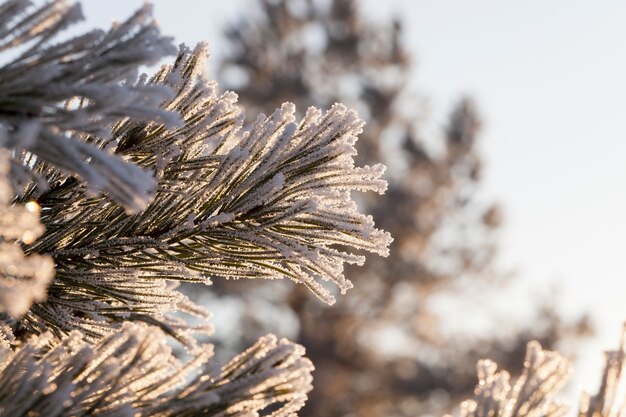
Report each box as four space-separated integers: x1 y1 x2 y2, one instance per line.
16 43 390 340
0 0 179 212
460 341 571 417
0 323 313 417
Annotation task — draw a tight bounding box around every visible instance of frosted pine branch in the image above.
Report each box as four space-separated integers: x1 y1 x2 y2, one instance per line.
0 323 313 417
13 43 391 341
578 327 626 417
0 2 388 416
459 341 571 417
0 0 179 212
453 326 626 417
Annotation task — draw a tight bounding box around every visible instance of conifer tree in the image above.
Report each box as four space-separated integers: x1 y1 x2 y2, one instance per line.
0 1 392 415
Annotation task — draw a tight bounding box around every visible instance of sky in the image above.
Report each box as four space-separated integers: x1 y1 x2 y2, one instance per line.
80 0 626 397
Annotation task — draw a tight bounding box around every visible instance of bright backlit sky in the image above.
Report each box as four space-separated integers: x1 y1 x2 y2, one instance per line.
81 0 626 396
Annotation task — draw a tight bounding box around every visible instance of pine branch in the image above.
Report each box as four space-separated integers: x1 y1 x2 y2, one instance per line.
11 43 391 341
453 326 626 417
0 0 179 212
578 327 626 417
0 323 313 417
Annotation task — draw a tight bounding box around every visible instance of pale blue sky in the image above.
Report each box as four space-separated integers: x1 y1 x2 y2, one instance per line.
81 0 626 394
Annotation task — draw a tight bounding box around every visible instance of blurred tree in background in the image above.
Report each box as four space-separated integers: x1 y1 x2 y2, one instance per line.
0 1 602 416
210 0 592 416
